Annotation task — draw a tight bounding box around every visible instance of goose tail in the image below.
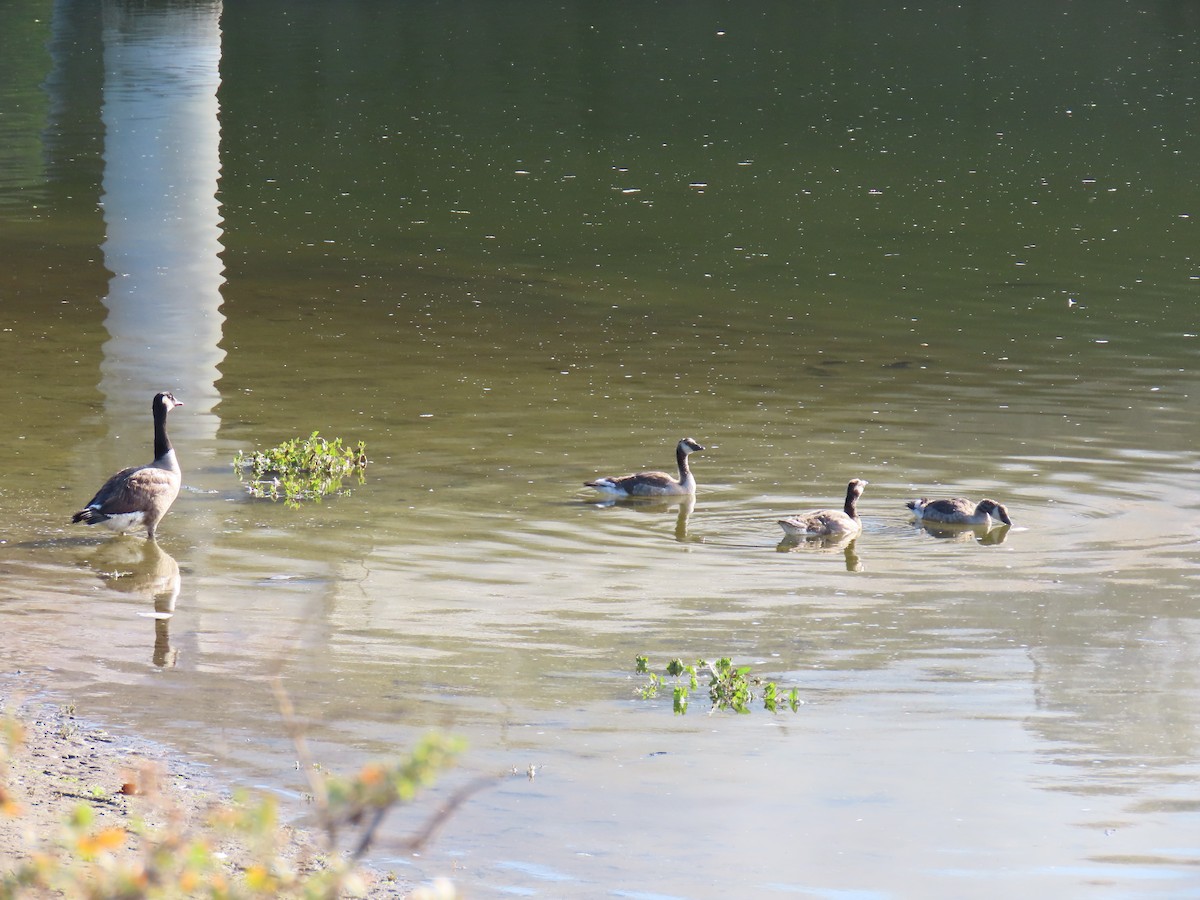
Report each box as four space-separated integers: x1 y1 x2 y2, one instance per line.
72 506 107 526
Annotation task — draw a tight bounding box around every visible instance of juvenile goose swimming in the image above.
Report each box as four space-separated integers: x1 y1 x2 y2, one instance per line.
779 478 868 538
906 497 1012 527
585 437 705 497
72 392 183 540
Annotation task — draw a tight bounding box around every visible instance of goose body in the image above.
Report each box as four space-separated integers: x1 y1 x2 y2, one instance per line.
585 437 705 497
906 497 1011 527
779 479 868 538
72 392 183 540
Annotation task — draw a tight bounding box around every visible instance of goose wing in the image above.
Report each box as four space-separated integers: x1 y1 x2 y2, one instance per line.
586 470 677 493
81 464 180 516
922 498 974 517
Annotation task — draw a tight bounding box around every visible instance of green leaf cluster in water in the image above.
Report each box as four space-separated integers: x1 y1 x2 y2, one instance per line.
635 655 801 715
233 431 368 508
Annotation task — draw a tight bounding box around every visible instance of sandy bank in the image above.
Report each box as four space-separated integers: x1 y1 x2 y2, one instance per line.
0 680 417 897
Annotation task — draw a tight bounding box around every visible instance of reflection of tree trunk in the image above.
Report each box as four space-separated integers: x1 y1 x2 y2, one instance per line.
98 0 226 447
87 2 227 652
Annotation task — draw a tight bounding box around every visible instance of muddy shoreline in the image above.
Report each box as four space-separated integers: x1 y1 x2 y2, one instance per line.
0 677 415 897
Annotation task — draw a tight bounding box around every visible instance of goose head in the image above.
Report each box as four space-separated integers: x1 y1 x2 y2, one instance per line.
154 391 184 414
978 499 1012 526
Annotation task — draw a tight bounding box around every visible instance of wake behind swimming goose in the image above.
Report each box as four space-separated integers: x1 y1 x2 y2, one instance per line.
72 392 183 541
906 497 1012 527
778 478 868 538
584 437 705 497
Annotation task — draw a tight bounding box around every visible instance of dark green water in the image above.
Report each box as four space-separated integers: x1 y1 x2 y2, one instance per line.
1 2 1198 897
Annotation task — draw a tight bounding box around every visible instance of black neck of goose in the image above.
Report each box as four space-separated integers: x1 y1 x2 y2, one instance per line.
153 404 172 461
676 444 690 479
844 486 860 519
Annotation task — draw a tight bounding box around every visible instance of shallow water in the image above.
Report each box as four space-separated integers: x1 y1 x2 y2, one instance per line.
2 1 1199 897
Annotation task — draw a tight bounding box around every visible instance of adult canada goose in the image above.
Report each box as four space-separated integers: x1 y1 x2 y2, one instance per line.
72 392 183 540
778 478 868 538
906 497 1012 527
584 437 705 497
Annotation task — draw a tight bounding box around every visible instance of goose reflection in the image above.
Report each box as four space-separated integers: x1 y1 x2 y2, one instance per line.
89 540 181 667
776 533 863 572
584 494 700 543
912 521 1011 546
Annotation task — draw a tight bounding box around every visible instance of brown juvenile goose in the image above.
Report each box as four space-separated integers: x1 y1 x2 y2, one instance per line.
906 497 1012 527
778 478 868 538
72 392 183 540
585 437 705 497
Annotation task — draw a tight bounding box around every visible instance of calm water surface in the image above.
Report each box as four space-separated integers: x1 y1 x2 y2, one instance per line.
1 2 1199 897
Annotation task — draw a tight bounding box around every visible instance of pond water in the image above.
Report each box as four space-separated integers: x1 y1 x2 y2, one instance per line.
2 1 1199 897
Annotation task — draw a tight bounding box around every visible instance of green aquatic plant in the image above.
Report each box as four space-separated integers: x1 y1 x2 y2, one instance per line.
233 431 367 508
635 655 801 715
636 656 698 714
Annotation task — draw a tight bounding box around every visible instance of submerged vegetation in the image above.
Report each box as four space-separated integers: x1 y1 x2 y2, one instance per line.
635 656 802 715
233 432 367 508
